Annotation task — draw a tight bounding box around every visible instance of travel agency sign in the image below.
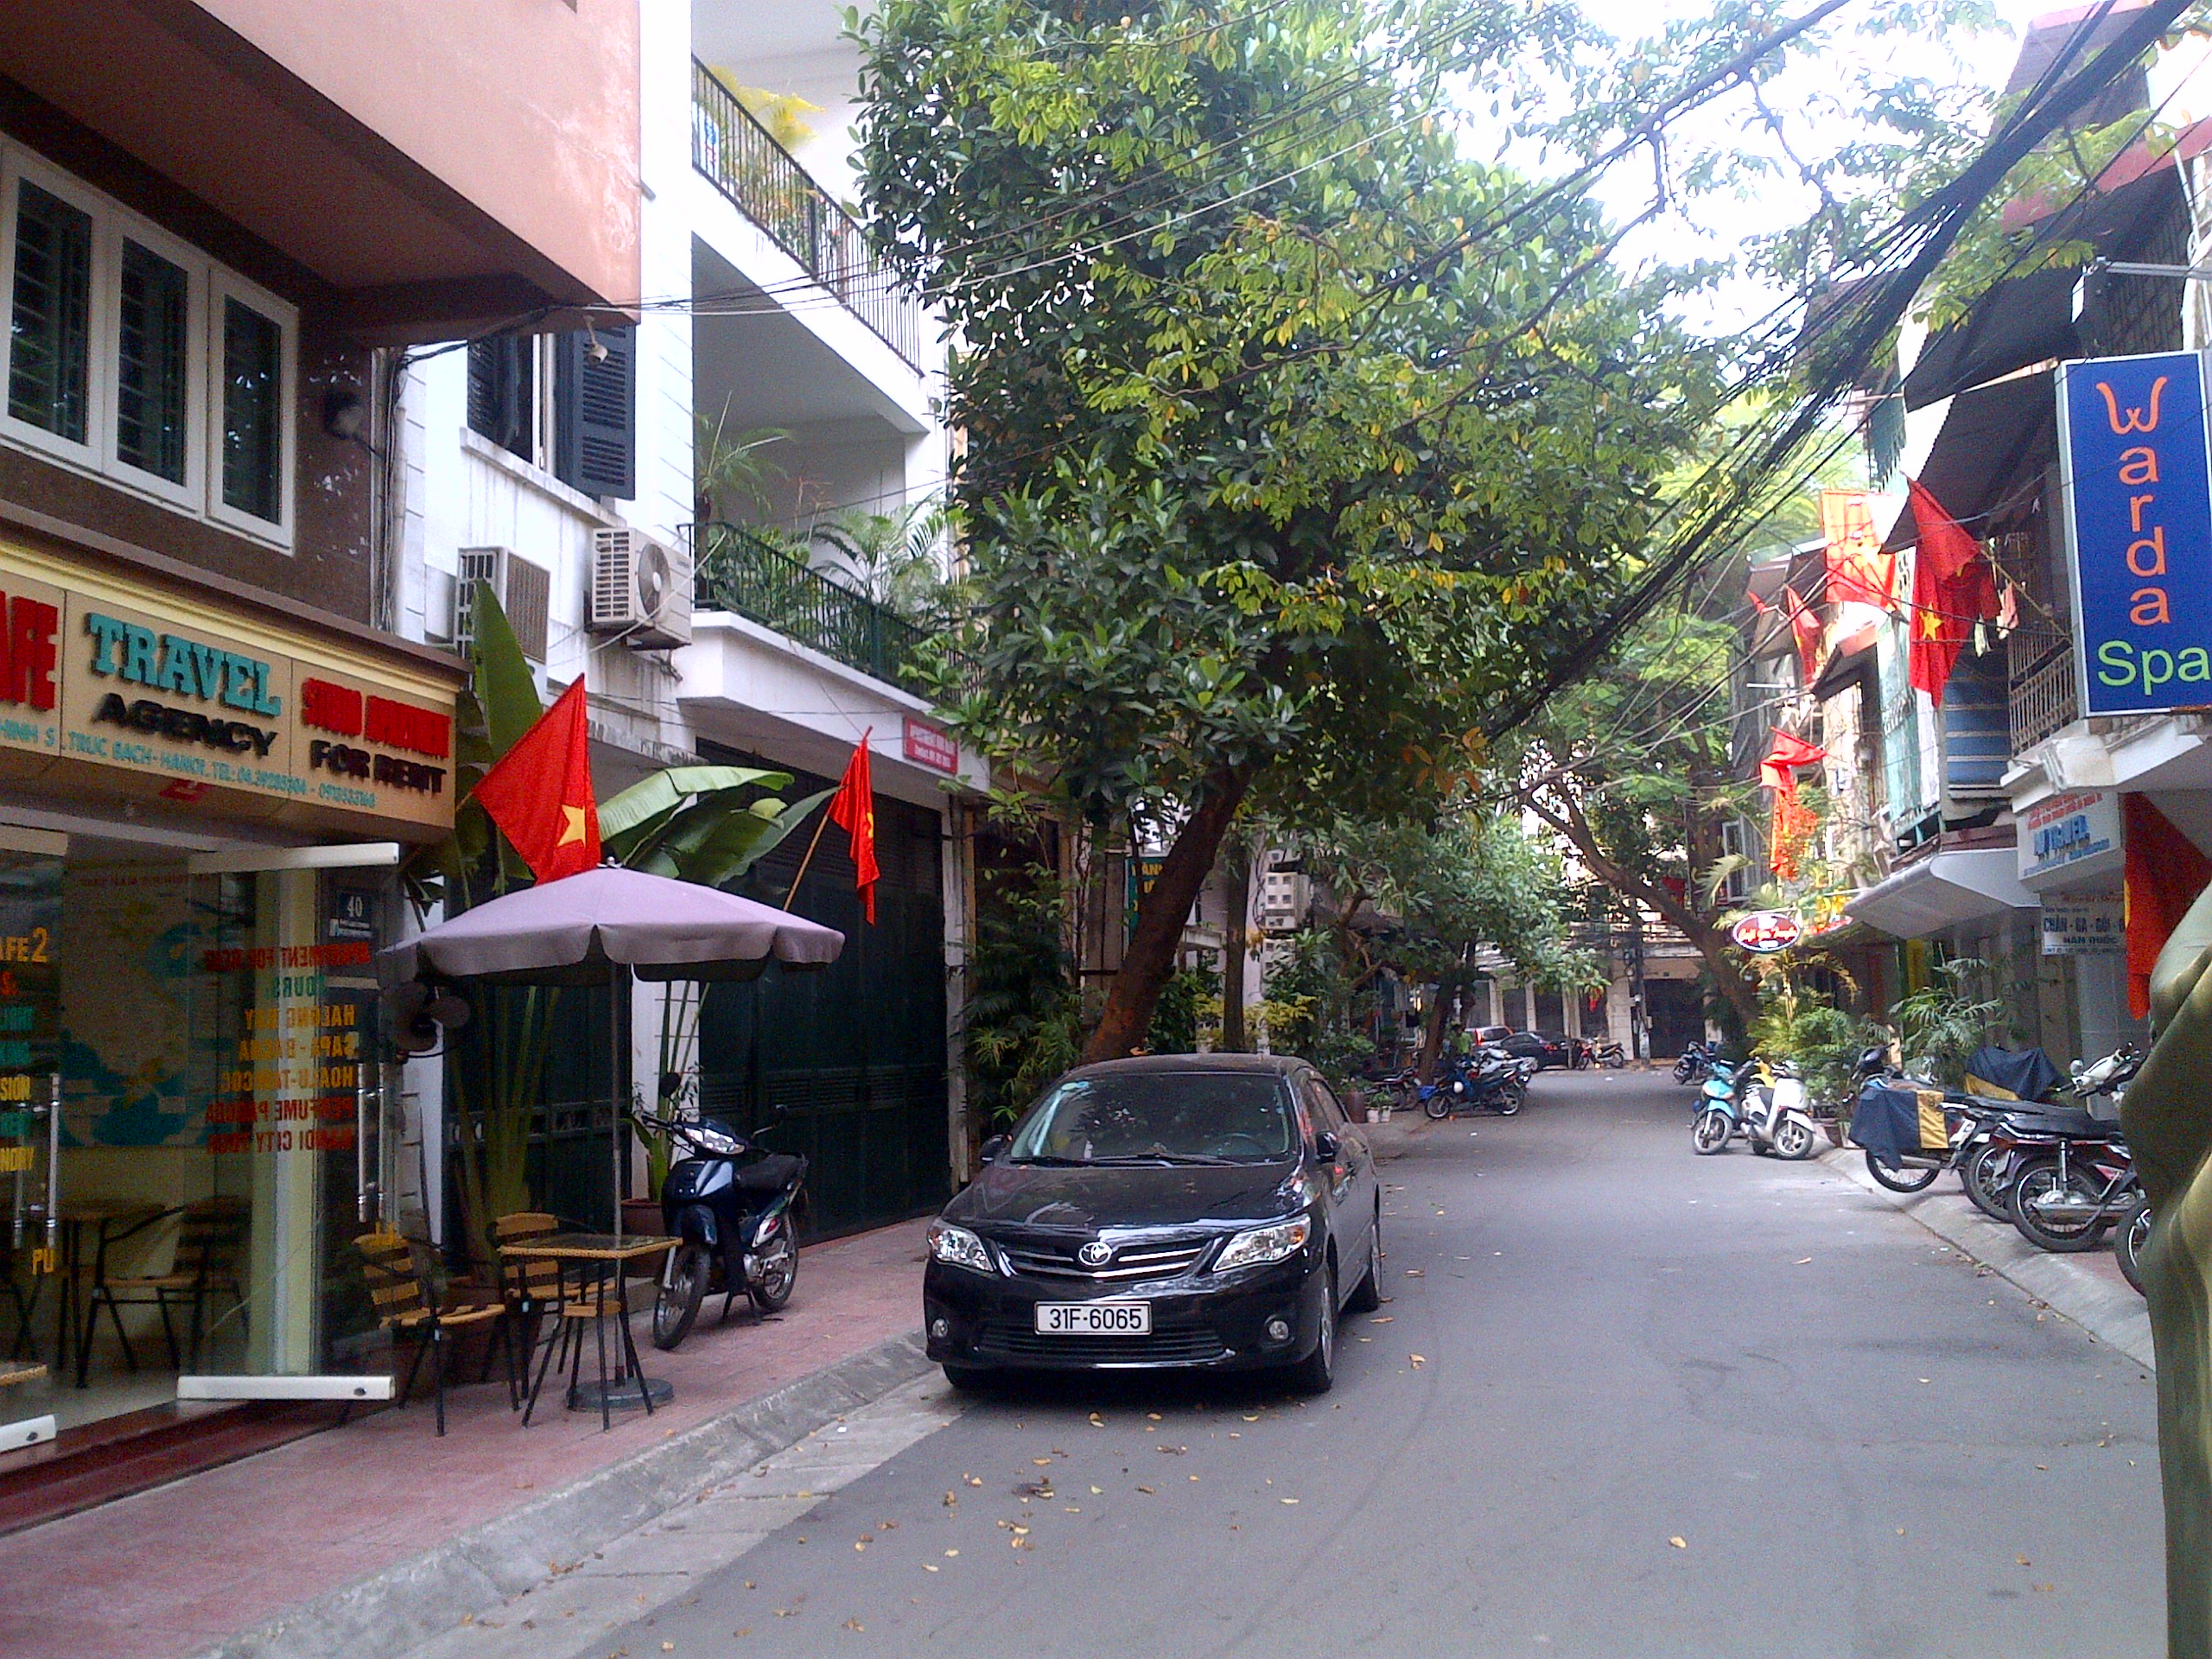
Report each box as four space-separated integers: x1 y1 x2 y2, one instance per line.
2057 349 2212 715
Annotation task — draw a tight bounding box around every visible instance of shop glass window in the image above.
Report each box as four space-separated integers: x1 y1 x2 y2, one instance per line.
8 179 92 444
220 296 283 523
116 238 192 483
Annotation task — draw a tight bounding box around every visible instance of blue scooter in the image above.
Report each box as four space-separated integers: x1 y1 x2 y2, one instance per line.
637 1104 808 1351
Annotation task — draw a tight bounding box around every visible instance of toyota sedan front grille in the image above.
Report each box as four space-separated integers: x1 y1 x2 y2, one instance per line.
995 1239 1214 1281
976 1322 1230 1363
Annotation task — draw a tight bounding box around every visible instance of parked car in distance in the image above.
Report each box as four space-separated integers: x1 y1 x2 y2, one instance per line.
923 1054 1382 1393
1473 1025 1514 1046
1496 1029 1577 1070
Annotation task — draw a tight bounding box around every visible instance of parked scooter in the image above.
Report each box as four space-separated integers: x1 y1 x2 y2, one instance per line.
1692 1056 1818 1159
1588 1039 1628 1069
1422 1047 1534 1118
636 1104 809 1351
1952 1046 2138 1228
1673 1042 1713 1085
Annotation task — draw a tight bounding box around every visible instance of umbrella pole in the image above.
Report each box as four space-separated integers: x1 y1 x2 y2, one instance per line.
612 962 626 1244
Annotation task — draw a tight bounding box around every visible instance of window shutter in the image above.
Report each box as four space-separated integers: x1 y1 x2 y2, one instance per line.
467 337 532 460
555 324 635 499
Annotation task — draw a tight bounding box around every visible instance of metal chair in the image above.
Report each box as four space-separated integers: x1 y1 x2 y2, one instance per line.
356 1232 512 1435
79 1196 249 1384
490 1211 563 1408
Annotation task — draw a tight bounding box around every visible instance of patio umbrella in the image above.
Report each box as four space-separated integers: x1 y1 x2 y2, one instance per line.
377 865 844 1241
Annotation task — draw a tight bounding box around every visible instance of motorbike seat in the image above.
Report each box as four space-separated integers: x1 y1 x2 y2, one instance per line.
1995 1107 2120 1141
734 1153 804 1193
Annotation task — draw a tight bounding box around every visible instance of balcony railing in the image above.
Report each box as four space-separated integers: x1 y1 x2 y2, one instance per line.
691 61 924 371
691 522 931 692
2011 643 2080 753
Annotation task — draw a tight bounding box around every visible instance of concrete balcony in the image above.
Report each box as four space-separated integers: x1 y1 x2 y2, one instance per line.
690 60 923 372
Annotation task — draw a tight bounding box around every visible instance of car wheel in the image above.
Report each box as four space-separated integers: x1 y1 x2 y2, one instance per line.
1346 1216 1382 1313
1287 1267 1336 1395
942 1363 998 1393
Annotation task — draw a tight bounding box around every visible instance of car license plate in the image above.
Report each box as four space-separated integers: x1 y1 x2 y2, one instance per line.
1034 1300 1151 1336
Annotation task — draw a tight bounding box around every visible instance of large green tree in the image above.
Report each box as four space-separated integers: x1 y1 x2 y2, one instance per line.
859 0 1726 1059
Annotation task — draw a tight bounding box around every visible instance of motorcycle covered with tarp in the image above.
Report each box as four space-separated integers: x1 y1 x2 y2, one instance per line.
1849 1046 2066 1194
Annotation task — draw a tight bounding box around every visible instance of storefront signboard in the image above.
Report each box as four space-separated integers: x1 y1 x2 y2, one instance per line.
1730 910 1802 953
2040 899 2124 956
2056 350 2212 717
902 715 958 774
2018 788 2122 888
0 537 458 830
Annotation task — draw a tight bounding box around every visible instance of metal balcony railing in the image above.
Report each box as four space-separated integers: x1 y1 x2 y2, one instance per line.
691 522 931 692
691 61 924 371
2011 643 2080 753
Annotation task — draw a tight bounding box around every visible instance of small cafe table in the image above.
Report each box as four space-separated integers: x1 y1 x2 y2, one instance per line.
501 1233 677 1430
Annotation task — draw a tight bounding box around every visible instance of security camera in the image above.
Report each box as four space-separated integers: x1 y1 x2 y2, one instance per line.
586 340 610 365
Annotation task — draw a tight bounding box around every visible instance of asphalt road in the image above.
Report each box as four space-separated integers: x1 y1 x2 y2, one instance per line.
588 1068 2164 1659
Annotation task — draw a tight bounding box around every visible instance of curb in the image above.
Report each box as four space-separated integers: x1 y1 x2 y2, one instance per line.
188 1331 933 1659
1819 1147 2155 1373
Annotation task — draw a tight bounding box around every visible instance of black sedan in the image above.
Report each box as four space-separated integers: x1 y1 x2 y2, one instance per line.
1495 1029 1576 1070
923 1054 1381 1393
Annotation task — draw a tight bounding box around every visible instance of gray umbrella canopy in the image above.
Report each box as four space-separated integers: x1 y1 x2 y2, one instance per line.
378 865 845 987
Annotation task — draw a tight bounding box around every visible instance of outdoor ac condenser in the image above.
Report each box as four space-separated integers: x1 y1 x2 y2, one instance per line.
589 526 692 649
454 546 552 664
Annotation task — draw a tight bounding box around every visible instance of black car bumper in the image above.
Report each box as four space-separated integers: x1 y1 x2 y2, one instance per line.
923 1251 1327 1372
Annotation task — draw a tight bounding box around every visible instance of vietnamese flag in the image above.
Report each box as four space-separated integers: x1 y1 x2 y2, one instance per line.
1782 585 1825 686
471 677 601 883
827 732 880 923
1905 479 1998 707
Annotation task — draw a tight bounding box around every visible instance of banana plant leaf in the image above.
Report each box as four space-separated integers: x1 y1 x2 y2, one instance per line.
637 788 834 887
601 765 796 859
472 578 543 763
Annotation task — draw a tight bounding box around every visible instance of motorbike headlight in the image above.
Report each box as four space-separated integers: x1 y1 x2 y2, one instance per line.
926 1221 995 1274
1212 1217 1312 1273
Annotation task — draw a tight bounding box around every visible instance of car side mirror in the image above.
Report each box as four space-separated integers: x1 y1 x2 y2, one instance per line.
978 1135 1010 1165
1313 1130 1340 1160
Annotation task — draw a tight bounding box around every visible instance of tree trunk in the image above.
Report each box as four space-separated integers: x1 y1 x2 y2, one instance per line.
1416 971 1454 1083
1220 837 1252 1052
1085 768 1254 1063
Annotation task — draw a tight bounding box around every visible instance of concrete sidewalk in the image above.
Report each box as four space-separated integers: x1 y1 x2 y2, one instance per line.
1819 1146 2155 1372
0 1217 933 1659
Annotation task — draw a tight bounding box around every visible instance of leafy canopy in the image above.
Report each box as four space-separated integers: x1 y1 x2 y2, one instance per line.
857 0 1728 830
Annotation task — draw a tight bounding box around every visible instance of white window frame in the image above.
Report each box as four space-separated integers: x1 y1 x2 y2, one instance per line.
108 217 207 514
0 149 105 475
206 268 296 544
0 137 294 551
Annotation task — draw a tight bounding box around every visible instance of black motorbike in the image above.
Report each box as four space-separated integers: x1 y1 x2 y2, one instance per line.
1421 1047 1534 1118
1673 1042 1713 1085
637 1107 808 1351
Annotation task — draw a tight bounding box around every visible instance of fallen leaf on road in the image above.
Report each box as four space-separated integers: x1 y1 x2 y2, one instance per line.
1916 1378 1930 1384
1147 1412 1163 1421
944 1549 959 1557
966 1476 982 1487
1089 1413 1105 1427
2034 1584 2055 1593
1405 1269 1424 1277
844 1618 865 1631
1281 1497 1300 1504
924 1564 939 1573
1669 1537 1688 1549
1033 1457 1052 1466
1090 1485 1103 1494
2018 1555 2031 1566
854 1541 868 1551
1794 1258 1811 1265
1136 1485 1156 1494
1410 1354 1426 1368
1159 1445 1187 1455
1243 1414 1262 1422
943 1491 956 1507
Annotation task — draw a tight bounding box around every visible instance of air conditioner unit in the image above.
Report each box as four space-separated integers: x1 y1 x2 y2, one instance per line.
589 527 691 649
454 546 551 663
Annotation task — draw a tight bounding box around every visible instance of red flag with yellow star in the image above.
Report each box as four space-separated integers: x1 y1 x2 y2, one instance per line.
471 677 601 883
827 732 880 923
1905 479 1997 707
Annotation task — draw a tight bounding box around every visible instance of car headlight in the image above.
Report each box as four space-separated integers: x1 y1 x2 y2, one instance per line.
1212 1217 1312 1273
927 1221 995 1274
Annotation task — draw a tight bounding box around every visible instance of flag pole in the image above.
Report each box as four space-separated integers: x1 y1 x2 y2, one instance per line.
783 802 834 907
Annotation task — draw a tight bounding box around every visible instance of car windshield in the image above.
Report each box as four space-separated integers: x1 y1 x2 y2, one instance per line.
1007 1072 1296 1165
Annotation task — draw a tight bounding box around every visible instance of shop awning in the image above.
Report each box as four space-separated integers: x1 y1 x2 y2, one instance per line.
1882 369 2053 555
1848 848 2037 938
